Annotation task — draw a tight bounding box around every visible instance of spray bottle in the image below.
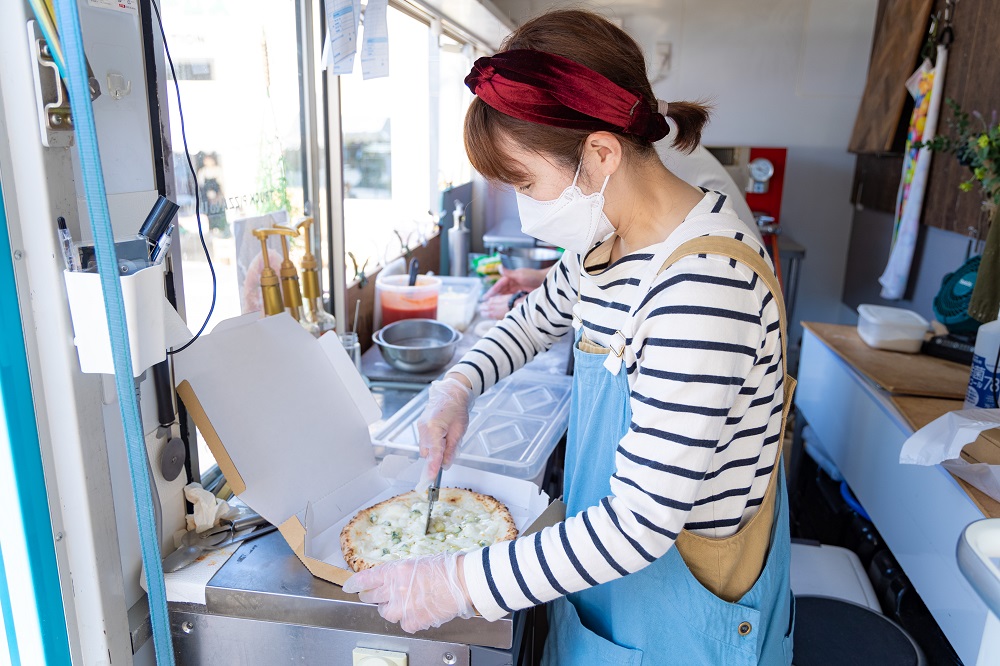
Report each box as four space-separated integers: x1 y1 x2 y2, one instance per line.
965 305 1000 409
449 200 469 277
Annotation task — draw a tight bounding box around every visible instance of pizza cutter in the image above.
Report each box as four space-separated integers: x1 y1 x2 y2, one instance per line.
424 466 443 535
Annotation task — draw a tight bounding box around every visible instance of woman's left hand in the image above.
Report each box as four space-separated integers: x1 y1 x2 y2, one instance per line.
342 552 475 633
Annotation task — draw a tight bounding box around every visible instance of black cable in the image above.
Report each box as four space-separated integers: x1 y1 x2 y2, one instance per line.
151 0 217 355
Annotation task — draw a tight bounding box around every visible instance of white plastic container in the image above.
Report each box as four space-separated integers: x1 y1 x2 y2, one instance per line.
64 266 168 375
964 308 1000 409
436 276 483 332
373 272 441 329
856 304 929 353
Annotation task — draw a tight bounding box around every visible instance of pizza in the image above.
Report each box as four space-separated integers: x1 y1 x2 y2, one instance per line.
340 487 518 572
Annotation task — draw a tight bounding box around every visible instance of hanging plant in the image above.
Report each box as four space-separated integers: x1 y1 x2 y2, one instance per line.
919 99 1000 323
917 98 1000 210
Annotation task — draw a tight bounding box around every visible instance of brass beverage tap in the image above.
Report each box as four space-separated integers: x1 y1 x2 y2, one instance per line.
296 217 336 335
252 227 297 317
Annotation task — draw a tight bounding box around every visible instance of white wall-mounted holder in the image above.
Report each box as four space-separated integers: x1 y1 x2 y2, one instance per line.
64 264 167 376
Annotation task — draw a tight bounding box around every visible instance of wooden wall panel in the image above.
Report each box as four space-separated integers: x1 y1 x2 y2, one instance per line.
922 0 1000 235
852 0 1000 236
852 153 905 213
849 0 934 153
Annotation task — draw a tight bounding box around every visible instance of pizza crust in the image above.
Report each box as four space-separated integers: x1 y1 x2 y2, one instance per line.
340 487 518 572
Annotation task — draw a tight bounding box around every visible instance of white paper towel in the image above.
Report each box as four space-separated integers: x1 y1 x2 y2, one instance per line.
900 409 1000 465
900 408 1000 503
142 528 252 605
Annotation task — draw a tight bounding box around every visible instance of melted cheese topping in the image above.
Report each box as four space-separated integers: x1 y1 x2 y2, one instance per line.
356 494 509 564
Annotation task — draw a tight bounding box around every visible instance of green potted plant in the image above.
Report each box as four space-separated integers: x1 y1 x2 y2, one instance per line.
919 99 1000 322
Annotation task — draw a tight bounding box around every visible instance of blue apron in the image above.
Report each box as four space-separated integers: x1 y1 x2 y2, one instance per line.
542 236 795 666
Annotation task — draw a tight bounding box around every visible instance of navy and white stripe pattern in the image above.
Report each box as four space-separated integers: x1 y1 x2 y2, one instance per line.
455 192 785 621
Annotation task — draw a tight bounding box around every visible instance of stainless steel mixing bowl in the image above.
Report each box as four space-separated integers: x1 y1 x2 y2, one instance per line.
372 318 462 373
498 246 563 270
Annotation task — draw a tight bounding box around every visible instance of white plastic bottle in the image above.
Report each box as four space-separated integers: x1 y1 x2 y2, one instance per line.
965 306 1000 410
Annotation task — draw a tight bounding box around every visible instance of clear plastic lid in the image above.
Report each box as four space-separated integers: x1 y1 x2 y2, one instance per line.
371 369 573 482
857 304 929 328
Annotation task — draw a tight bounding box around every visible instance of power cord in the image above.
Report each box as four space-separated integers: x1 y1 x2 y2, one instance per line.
151 0 217 355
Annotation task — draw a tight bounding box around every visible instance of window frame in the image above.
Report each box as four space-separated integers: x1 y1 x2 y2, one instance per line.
324 0 489 327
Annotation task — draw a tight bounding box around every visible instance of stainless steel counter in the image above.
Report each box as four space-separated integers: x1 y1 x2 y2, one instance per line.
170 530 527 664
204 530 517 648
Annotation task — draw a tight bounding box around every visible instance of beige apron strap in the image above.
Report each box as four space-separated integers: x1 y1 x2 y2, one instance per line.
660 236 795 601
659 237 790 388
659 235 796 443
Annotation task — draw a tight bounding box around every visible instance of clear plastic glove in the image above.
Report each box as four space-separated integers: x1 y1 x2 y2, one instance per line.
416 377 473 490
482 266 547 299
478 293 526 320
342 552 475 633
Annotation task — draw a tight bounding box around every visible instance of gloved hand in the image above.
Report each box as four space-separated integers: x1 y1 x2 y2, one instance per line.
342 552 475 633
478 293 526 319
416 376 473 490
482 266 547 299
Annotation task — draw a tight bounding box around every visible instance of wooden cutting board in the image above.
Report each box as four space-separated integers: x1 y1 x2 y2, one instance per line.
803 322 968 399
890 394 1000 519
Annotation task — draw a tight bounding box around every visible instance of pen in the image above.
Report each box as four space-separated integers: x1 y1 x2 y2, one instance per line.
56 216 77 271
150 225 174 264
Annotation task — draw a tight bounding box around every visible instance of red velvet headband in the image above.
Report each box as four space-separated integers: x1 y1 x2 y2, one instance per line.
465 49 668 143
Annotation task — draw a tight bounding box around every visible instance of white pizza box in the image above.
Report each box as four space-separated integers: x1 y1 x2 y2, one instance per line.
174 313 553 586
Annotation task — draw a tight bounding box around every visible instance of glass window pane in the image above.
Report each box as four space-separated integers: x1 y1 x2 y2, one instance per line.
162 0 306 335
439 37 473 191
340 7 432 279
161 0 309 475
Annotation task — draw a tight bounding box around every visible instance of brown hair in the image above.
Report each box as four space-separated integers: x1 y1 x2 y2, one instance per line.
464 9 710 184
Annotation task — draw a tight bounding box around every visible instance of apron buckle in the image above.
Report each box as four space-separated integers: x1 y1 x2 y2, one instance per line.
610 331 627 358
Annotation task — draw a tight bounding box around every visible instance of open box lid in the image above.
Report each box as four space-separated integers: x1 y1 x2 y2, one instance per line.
173 313 382 529
174 313 559 588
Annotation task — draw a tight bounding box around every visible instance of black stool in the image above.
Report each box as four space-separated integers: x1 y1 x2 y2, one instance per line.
793 596 925 665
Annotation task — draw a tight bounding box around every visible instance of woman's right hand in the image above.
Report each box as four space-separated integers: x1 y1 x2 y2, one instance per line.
416 376 474 489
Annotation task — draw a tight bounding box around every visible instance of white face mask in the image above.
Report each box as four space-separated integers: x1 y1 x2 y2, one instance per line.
515 163 615 255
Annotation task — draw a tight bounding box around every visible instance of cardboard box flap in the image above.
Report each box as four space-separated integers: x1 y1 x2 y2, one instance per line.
279 514 353 586
317 331 381 426
965 428 1000 465
174 314 378 527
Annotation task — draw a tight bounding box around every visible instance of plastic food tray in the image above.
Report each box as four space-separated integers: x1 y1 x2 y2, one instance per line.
371 369 573 483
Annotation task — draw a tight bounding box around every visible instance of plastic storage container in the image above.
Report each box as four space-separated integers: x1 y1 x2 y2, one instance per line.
371 369 572 487
64 266 168 376
436 276 484 332
376 274 441 326
856 304 929 353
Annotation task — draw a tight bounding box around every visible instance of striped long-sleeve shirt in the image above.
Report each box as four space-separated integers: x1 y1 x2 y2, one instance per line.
454 191 785 621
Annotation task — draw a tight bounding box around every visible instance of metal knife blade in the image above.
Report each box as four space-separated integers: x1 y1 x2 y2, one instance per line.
424 466 443 535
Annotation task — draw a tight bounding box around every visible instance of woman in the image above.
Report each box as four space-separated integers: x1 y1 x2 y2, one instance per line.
345 10 794 664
